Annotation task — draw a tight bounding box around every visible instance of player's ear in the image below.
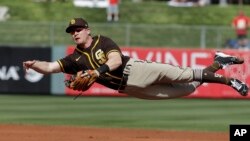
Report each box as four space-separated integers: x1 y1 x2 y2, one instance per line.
87 29 91 35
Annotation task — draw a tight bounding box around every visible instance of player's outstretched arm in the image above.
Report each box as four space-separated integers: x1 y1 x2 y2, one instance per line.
23 60 61 74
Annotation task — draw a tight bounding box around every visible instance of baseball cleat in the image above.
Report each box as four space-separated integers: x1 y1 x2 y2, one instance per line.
230 79 249 96
214 52 244 69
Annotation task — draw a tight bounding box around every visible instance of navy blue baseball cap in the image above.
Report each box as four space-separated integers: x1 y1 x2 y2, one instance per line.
66 18 89 33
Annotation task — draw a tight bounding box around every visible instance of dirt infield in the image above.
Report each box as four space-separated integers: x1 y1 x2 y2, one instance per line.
0 124 228 141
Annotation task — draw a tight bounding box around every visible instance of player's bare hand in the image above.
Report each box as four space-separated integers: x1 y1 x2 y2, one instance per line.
23 60 36 72
81 70 100 78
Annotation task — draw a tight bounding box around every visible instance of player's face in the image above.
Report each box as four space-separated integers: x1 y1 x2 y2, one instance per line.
70 28 89 45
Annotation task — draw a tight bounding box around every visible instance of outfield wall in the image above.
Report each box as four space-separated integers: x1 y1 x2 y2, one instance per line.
0 46 51 94
0 46 249 98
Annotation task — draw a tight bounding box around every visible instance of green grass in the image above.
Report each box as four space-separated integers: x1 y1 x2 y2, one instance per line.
0 1 246 47
0 94 249 132
1 0 250 25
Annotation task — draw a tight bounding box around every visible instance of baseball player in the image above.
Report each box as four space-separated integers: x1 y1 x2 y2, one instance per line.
107 0 120 22
23 18 249 99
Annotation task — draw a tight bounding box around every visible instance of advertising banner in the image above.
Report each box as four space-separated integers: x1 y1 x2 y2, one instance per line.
0 46 51 94
65 46 250 99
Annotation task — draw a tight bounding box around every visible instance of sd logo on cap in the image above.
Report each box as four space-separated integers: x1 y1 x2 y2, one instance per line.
66 18 89 33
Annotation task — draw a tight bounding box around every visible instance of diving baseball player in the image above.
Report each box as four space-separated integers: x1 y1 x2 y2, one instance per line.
23 18 249 99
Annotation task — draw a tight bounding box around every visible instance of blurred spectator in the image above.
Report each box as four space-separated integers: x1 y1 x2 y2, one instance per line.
224 38 238 49
224 38 250 50
107 0 120 22
231 11 250 48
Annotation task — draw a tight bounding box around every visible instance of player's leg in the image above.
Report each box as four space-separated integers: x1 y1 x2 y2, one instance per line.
190 51 245 88
193 52 248 96
124 52 247 100
123 53 248 99
194 70 248 96
122 59 201 99
123 83 196 100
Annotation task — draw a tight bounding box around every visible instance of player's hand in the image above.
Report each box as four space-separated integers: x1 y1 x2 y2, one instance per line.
65 70 99 92
23 60 36 72
81 70 100 78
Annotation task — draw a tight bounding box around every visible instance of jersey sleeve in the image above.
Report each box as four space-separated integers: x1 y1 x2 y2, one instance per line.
57 54 80 74
102 36 122 57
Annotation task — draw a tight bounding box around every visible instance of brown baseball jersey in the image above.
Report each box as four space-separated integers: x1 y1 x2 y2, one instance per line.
57 35 130 90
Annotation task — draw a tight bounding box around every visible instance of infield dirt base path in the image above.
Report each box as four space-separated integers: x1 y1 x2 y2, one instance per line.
0 124 228 141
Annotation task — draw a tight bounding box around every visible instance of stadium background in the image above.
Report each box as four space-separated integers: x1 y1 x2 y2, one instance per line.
0 0 250 141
